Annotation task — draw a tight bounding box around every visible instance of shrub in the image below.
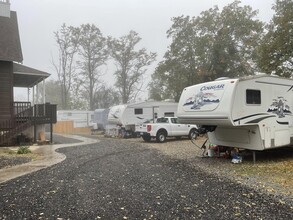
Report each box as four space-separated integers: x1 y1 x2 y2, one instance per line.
17 146 31 154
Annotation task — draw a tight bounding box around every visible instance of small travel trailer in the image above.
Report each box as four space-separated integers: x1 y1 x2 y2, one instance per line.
57 110 94 128
107 100 178 136
93 108 109 130
177 75 293 151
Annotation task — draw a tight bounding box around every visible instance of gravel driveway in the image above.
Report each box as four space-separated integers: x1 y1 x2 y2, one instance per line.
0 137 292 219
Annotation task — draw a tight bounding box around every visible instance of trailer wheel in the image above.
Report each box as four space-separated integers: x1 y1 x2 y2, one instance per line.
156 130 167 143
189 129 198 140
142 135 151 142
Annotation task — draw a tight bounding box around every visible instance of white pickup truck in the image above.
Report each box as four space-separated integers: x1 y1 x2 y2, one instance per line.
136 117 198 143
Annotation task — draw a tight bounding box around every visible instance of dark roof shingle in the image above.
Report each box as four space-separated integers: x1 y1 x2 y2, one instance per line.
13 63 50 87
0 11 23 62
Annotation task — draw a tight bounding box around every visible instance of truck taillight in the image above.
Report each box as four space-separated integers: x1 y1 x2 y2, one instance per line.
147 125 152 132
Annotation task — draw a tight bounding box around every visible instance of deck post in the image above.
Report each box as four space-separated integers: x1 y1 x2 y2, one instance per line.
50 122 53 143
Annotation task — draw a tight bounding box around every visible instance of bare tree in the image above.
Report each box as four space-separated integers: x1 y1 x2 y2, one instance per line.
77 24 108 110
92 85 120 109
52 24 80 109
108 31 156 104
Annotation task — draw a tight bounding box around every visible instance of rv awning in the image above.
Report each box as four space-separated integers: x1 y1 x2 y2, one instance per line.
13 63 50 88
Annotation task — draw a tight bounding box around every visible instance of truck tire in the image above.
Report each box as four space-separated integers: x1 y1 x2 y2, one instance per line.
156 130 167 143
142 135 151 142
189 129 198 140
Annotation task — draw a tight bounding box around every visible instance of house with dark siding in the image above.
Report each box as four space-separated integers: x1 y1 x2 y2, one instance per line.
0 0 57 145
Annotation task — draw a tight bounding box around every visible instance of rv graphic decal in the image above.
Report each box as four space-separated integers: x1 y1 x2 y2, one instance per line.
267 97 291 118
287 85 293 92
200 84 225 91
184 84 225 110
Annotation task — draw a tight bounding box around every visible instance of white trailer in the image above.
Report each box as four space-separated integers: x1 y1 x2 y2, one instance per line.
177 75 293 151
107 100 178 136
57 110 94 128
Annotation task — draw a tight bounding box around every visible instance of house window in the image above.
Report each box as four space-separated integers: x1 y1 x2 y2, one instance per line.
164 112 175 117
246 90 261 104
134 108 143 115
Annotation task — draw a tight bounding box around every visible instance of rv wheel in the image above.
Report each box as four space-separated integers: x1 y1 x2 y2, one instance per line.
142 135 151 142
156 131 167 143
189 129 198 140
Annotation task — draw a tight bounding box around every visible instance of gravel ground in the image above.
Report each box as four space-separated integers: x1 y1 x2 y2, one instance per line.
0 155 31 169
0 137 292 219
117 136 293 205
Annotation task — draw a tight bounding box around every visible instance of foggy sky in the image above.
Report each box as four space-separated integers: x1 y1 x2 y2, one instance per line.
12 0 275 101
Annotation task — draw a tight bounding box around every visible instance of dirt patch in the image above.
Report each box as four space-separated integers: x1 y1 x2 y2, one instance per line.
0 146 42 169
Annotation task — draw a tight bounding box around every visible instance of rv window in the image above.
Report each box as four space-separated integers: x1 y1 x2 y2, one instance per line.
246 90 261 104
134 108 143 115
164 112 175 117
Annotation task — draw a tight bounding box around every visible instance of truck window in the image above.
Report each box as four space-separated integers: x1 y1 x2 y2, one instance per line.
134 108 143 114
156 118 168 123
246 89 261 104
171 118 178 124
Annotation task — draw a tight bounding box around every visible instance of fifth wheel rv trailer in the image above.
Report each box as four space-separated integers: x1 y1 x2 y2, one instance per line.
177 75 293 151
107 100 178 136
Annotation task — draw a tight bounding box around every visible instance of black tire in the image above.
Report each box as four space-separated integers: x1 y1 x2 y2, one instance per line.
142 135 151 142
189 129 198 140
156 130 167 143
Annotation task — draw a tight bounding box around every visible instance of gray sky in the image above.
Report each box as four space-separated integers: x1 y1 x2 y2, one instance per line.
12 0 275 101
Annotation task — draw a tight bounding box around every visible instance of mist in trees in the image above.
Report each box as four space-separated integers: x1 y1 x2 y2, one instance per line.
52 24 80 110
149 1 264 101
52 25 155 110
48 0 292 108
108 31 157 104
78 24 108 110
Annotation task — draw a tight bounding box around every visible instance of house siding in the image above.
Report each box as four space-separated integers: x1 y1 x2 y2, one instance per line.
0 61 13 123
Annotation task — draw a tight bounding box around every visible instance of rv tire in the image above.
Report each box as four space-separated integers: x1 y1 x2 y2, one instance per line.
156 130 167 143
189 129 198 140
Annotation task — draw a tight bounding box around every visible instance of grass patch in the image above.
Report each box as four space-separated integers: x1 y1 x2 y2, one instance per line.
0 148 16 155
17 146 31 154
233 158 293 196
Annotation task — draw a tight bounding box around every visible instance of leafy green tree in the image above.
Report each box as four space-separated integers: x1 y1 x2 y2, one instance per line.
108 31 156 104
52 24 80 110
149 1 264 101
77 24 108 110
257 0 293 77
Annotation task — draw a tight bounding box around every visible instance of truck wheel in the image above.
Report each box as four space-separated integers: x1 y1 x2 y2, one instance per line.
189 129 198 140
142 135 151 142
156 131 167 143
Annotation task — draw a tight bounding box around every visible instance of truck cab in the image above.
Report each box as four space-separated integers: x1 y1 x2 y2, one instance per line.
136 117 198 143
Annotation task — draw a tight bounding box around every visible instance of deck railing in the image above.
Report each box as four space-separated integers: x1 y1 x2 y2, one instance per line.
0 102 57 145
